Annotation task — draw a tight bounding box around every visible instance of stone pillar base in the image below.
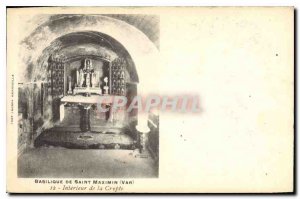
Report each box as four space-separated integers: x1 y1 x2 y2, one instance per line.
135 111 150 155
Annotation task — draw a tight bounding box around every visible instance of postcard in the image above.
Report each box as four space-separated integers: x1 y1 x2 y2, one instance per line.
6 7 294 193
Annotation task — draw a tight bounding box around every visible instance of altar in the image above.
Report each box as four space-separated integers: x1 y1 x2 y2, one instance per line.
52 57 129 132
33 53 140 150
60 95 116 132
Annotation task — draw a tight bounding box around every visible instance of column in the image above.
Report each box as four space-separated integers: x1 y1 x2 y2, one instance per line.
59 102 67 122
135 84 150 154
80 104 92 132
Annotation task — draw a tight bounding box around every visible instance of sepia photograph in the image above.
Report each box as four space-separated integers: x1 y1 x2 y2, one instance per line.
17 14 160 178
6 6 294 194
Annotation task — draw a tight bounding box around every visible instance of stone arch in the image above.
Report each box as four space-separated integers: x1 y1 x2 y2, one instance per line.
37 30 140 83
20 15 159 90
20 14 159 132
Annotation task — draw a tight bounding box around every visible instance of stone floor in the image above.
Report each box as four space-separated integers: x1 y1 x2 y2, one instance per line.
18 148 158 178
34 125 138 149
34 129 136 149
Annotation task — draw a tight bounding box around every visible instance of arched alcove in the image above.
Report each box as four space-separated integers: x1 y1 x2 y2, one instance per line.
36 31 139 83
20 14 159 89
18 14 159 147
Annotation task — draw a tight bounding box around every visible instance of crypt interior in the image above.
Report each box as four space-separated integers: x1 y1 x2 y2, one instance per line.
17 15 159 178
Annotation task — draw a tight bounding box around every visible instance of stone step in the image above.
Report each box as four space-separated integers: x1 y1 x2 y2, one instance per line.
34 128 136 150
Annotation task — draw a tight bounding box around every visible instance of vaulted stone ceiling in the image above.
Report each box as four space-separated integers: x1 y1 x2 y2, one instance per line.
53 31 128 59
103 14 159 49
47 31 139 82
20 14 158 83
46 14 160 49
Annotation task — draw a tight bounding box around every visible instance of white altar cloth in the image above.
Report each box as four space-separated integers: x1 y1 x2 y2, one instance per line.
60 95 116 122
61 95 115 104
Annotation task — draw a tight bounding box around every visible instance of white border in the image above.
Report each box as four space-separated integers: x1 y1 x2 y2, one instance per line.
1 0 298 198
